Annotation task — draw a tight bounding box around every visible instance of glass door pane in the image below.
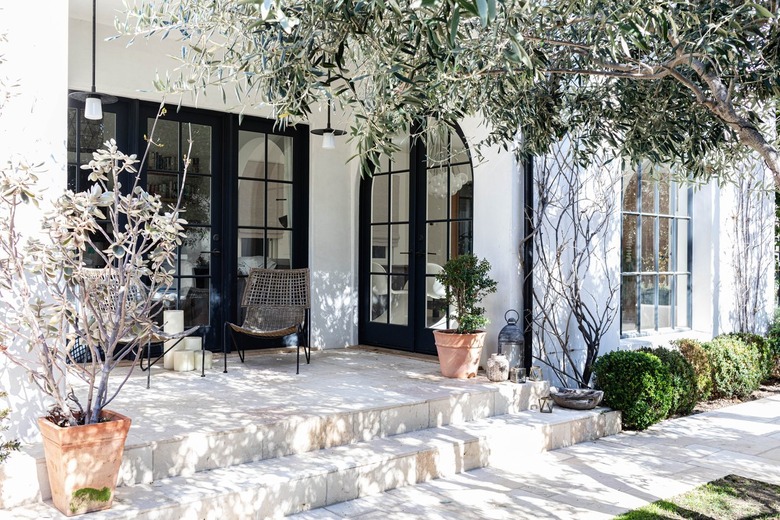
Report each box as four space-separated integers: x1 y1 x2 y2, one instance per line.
236 130 295 318
147 118 214 329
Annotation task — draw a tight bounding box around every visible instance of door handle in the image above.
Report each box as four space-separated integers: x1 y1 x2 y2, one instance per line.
201 250 221 255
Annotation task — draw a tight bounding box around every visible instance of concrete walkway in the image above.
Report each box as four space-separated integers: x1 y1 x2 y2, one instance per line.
292 394 780 519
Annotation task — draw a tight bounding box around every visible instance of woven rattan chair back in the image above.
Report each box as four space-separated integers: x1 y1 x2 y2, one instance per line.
240 268 310 309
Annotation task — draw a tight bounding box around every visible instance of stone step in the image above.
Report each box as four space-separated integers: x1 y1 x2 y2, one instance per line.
5 407 621 519
1 380 549 508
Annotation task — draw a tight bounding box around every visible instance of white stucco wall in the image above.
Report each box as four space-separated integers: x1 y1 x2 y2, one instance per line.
0 2 69 442
461 116 524 366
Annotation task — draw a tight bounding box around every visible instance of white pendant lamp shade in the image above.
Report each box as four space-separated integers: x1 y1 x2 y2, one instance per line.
84 96 103 120
321 131 336 150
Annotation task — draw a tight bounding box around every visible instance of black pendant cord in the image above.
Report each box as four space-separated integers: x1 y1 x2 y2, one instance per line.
69 0 117 106
91 0 97 94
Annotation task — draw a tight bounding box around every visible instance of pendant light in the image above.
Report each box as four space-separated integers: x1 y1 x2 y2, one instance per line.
69 0 117 120
311 99 346 149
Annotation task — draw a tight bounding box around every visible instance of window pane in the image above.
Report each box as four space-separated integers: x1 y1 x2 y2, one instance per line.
267 135 294 181
658 217 672 272
184 123 211 175
427 222 449 267
237 179 266 227
390 172 409 223
640 274 656 331
451 164 473 206
451 131 469 164
238 131 265 179
371 174 389 223
182 175 211 224
621 275 638 333
676 220 689 272
641 175 655 213
641 216 655 271
657 172 671 215
389 224 409 274
371 266 389 323
148 118 179 172
658 274 671 328
391 136 410 171
622 215 638 272
454 220 473 256
268 182 292 230
148 172 178 202
675 186 689 216
676 274 690 328
427 167 449 220
270 230 292 269
389 276 409 325
623 170 638 212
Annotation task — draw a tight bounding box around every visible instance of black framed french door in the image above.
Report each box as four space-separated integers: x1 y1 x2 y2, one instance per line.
224 118 310 337
70 97 309 352
359 124 474 355
139 104 225 349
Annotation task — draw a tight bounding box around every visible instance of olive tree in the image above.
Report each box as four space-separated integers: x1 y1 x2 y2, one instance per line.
120 0 779 183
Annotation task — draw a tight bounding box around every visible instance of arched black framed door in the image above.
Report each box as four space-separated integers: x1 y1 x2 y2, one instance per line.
359 124 474 355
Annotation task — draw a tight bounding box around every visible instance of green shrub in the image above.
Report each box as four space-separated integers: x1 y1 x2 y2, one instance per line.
593 350 673 431
640 347 698 416
703 336 762 399
726 332 774 382
672 338 713 401
765 310 780 378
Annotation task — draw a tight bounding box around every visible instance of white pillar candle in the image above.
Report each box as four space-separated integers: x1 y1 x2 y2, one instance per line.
183 337 202 351
163 310 185 369
193 350 213 371
163 310 185 333
173 351 195 372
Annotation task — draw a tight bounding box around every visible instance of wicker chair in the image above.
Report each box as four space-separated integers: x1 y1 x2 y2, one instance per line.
225 267 311 374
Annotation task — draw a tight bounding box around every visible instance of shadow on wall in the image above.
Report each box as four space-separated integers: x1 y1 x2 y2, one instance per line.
1 360 49 443
311 270 358 349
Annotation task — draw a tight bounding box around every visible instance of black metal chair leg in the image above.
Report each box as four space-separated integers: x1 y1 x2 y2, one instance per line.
146 339 152 389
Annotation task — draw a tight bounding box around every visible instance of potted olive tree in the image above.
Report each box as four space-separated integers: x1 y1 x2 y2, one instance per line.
433 254 497 378
0 113 190 515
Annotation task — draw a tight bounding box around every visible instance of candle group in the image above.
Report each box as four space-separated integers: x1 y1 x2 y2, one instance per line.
161 310 211 372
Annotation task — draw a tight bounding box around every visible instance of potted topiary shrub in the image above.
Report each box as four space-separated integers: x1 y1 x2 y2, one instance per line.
0 113 191 515
433 254 497 378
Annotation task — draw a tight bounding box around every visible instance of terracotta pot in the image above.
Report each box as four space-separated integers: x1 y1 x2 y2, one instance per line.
38 410 131 516
433 330 486 378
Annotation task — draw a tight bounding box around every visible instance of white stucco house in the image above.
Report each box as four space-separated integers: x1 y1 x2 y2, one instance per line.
0 1 775 439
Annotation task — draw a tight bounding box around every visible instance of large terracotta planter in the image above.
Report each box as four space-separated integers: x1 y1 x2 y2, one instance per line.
38 410 131 516
433 330 486 378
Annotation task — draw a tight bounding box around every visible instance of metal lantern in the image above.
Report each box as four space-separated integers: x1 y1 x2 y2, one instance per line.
497 309 524 369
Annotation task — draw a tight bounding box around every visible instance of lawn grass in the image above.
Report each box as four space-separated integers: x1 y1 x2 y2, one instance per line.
615 474 780 519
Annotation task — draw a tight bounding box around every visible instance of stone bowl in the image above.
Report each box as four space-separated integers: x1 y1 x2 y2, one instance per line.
549 387 604 410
